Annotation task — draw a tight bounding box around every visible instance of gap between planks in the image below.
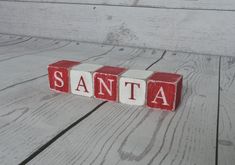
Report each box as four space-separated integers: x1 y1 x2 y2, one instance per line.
218 57 235 165
216 56 221 165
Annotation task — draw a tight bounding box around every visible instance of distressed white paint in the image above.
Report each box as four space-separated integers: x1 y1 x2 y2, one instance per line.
70 63 102 97
119 70 153 105
1 2 235 56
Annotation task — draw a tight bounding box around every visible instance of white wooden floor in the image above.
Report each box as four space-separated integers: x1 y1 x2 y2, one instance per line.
0 34 234 165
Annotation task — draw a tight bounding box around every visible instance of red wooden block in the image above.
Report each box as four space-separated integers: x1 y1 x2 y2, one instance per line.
48 60 80 93
147 72 183 111
93 66 127 102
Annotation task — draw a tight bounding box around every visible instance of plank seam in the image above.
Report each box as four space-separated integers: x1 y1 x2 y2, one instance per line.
216 56 221 165
18 50 167 165
146 50 166 70
0 0 235 12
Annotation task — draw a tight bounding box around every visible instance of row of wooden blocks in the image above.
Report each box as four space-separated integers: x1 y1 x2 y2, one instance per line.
48 60 183 111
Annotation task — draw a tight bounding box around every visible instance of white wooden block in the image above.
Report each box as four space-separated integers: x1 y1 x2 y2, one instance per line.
119 69 153 105
70 63 103 97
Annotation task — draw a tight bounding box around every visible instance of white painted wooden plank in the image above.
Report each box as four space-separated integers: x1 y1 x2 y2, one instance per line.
218 57 235 165
0 2 234 56
29 52 219 165
0 34 31 47
3 0 235 10
0 37 69 61
0 34 23 43
0 36 164 165
0 34 21 44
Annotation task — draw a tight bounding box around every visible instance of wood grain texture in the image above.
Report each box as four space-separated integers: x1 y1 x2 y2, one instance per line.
218 57 235 165
2 0 235 10
0 34 31 47
29 52 219 165
0 35 164 165
0 37 69 61
0 2 235 56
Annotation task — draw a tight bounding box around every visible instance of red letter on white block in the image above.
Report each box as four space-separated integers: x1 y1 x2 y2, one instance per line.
76 76 89 93
70 63 103 97
124 82 140 100
119 70 153 105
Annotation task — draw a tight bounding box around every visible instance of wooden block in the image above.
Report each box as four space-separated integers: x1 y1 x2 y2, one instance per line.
48 60 80 93
93 66 127 102
147 72 183 111
119 69 153 105
70 63 103 97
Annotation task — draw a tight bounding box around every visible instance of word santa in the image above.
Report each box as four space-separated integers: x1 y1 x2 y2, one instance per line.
48 60 183 111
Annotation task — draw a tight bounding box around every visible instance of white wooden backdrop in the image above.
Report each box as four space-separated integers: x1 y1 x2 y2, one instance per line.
0 1 235 56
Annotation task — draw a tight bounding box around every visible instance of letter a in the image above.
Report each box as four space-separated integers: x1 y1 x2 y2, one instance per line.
54 71 64 88
151 87 169 106
76 76 88 93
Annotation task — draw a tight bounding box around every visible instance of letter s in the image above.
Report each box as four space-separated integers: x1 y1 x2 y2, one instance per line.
54 71 64 88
